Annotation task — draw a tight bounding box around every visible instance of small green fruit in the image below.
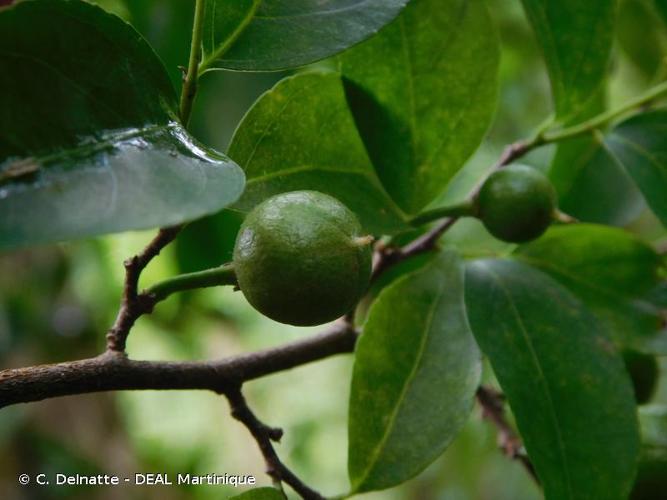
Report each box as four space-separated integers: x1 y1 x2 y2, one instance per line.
233 191 372 326
477 164 557 243
623 350 659 405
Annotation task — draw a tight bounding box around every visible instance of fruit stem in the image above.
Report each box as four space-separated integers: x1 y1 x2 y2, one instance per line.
552 209 578 224
352 235 375 247
409 200 478 227
146 263 237 302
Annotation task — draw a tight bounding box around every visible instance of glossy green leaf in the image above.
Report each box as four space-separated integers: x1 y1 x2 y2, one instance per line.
517 225 665 352
200 0 408 72
521 0 617 118
656 0 667 24
0 0 244 250
348 251 481 492
549 90 645 226
604 109 667 228
465 259 639 500
228 487 285 500
228 71 409 235
340 0 499 214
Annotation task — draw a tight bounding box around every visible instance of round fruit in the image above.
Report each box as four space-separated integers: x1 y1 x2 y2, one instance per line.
623 349 659 405
477 164 557 243
232 191 373 326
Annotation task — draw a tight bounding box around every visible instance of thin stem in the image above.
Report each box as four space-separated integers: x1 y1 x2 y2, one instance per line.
198 0 261 75
409 200 478 227
106 226 183 352
541 80 667 143
179 0 207 125
476 386 539 484
146 263 237 302
226 388 325 500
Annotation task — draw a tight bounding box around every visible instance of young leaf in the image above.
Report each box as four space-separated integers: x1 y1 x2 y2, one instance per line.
228 72 410 235
521 0 617 118
0 0 244 250
517 225 665 353
200 0 409 72
604 109 667 228
465 259 640 500
340 0 500 214
228 487 285 500
348 251 481 493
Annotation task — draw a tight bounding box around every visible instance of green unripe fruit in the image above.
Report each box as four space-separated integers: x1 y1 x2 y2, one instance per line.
477 164 557 243
623 350 659 405
233 191 373 326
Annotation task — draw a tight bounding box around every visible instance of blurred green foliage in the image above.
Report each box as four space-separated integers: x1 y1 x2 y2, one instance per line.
2 0 666 499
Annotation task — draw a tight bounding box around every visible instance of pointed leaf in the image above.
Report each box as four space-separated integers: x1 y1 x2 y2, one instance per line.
348 251 481 492
517 225 665 353
520 0 617 118
604 109 667 228
340 0 499 214
465 259 639 500
201 0 409 72
228 72 409 235
0 0 244 250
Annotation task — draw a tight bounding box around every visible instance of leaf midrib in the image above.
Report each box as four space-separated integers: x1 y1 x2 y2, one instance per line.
352 272 447 492
484 265 574 499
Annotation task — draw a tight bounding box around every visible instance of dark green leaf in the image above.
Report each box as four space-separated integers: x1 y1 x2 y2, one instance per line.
549 90 645 226
0 0 244 249
228 72 409 235
520 0 617 118
200 0 408 72
517 224 665 352
349 251 481 493
617 0 667 79
340 0 499 214
228 487 285 500
656 0 667 24
175 210 244 274
604 109 667 228
125 0 194 88
465 259 640 500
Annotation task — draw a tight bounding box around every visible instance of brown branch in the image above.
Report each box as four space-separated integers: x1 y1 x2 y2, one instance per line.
476 385 539 484
226 387 324 500
0 322 356 409
106 225 183 352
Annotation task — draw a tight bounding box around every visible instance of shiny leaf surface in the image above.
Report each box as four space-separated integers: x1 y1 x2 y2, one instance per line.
201 0 408 72
0 0 245 249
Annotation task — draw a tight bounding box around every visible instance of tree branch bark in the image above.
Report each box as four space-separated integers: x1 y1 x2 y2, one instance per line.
476 385 539 484
0 322 356 409
226 387 325 500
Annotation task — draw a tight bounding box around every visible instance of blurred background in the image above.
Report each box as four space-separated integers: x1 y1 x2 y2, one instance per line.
2 0 667 499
